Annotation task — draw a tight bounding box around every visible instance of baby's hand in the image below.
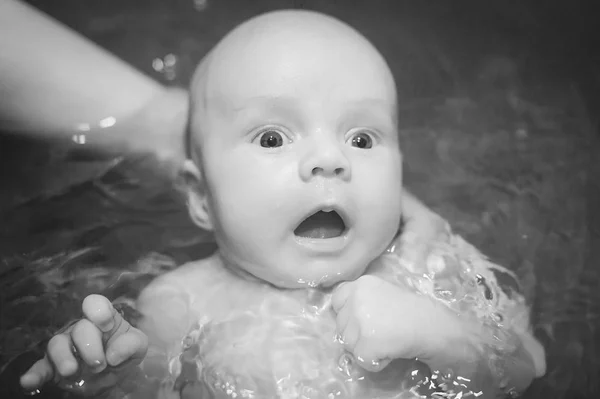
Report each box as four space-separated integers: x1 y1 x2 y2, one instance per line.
20 294 148 395
396 190 450 274
332 275 442 372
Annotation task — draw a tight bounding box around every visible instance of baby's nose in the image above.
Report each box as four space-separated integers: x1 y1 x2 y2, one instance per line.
299 139 351 181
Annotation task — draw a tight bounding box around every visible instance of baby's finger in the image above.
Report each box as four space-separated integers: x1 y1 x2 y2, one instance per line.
47 334 79 378
353 341 390 373
339 319 360 351
71 319 106 373
335 303 351 333
332 281 353 312
20 356 54 391
82 295 128 342
105 330 148 367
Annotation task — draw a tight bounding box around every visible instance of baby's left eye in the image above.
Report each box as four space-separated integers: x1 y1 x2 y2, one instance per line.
259 130 284 148
347 131 374 149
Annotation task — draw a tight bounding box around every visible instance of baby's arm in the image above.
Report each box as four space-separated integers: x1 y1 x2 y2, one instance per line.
419 295 544 396
396 190 450 273
406 233 546 395
442 262 546 393
334 228 546 397
332 275 543 398
420 234 546 392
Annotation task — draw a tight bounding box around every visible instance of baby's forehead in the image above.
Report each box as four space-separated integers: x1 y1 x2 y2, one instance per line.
193 12 393 89
189 11 397 139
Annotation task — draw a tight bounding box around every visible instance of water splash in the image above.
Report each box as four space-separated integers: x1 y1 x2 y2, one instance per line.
158 239 526 399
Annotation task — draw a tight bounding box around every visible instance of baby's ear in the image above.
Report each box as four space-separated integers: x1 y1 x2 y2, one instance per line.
180 160 213 231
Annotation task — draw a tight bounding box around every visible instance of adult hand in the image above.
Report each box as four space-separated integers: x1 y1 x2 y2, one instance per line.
89 86 190 180
393 190 451 274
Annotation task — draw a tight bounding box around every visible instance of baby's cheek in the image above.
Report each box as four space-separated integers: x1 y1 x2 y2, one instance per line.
362 186 402 243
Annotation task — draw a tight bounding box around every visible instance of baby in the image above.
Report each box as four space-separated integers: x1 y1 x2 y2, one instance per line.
20 10 545 399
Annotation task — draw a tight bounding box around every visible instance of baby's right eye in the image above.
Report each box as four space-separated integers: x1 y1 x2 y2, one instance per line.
253 128 291 148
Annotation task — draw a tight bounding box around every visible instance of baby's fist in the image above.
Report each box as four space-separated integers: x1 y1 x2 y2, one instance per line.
332 276 437 372
20 295 148 395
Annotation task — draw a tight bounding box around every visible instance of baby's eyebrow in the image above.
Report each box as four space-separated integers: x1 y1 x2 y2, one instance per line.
342 100 397 130
228 95 396 131
228 96 302 126
231 95 299 113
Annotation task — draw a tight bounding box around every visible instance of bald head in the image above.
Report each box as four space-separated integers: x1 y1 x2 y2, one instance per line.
188 10 397 155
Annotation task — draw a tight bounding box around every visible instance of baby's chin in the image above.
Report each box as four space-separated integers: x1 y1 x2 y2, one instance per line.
219 249 371 289
255 266 366 290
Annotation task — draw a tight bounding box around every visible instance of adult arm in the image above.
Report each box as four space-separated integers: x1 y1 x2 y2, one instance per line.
0 0 187 164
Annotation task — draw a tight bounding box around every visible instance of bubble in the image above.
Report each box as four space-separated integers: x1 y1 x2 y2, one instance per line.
72 134 86 144
152 58 164 72
491 312 504 323
193 0 209 11
164 53 177 67
336 353 353 376
515 128 528 140
322 379 348 399
152 54 178 81
405 363 431 385
507 388 521 398
98 116 116 128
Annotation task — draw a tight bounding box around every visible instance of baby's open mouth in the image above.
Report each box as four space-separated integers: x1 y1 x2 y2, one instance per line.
294 210 346 239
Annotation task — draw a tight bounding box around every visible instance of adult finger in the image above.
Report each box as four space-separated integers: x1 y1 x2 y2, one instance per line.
71 319 106 373
19 356 54 391
46 334 78 378
82 295 130 344
398 191 449 272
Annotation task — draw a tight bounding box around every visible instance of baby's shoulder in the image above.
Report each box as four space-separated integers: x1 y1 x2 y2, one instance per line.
136 256 224 347
141 256 220 296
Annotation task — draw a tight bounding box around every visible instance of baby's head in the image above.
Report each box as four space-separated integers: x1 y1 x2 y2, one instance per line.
183 10 402 288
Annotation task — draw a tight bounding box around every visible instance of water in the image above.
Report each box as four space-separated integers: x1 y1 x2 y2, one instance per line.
140 232 530 399
1 0 598 398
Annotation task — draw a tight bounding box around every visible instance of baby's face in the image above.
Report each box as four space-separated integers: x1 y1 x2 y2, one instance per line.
188 11 402 288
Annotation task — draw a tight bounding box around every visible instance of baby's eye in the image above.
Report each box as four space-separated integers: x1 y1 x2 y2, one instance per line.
254 129 289 148
348 131 374 149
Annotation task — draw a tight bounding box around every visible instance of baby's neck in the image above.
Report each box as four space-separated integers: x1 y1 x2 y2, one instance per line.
213 251 334 308
213 251 265 284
